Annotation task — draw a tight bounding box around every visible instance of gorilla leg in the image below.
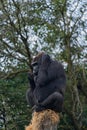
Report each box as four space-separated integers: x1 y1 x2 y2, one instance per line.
41 92 63 105
51 98 64 112
35 92 64 112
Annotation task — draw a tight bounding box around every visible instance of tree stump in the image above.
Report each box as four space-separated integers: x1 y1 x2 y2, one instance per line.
25 109 60 130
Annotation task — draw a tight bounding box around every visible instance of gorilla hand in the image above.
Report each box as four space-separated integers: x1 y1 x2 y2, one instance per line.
28 72 34 81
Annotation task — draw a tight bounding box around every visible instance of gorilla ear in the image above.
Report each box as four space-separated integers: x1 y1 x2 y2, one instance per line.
41 53 51 65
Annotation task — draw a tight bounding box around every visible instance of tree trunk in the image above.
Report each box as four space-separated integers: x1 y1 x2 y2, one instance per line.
38 119 58 130
25 109 59 130
42 124 58 130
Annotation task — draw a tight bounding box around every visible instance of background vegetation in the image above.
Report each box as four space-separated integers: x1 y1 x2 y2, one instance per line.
0 0 87 130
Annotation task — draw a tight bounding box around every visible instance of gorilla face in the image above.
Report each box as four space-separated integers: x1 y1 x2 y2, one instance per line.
31 53 43 76
31 61 39 76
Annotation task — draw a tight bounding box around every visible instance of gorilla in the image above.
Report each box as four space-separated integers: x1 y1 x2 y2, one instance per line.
26 52 66 112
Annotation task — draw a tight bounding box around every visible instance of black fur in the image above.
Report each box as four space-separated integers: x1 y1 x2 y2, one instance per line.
26 53 66 112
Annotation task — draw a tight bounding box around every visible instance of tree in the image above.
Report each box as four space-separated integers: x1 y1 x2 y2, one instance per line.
0 0 87 130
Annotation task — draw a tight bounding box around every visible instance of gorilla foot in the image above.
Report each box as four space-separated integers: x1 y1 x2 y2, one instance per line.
33 105 45 112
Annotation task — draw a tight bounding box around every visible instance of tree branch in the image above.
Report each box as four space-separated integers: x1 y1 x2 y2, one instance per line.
1 69 29 79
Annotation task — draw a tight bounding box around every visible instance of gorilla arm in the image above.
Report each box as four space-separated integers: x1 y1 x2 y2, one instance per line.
28 72 36 90
26 73 36 107
26 88 35 107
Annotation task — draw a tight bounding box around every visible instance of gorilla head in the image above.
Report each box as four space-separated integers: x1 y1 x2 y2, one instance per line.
31 52 51 80
31 52 44 75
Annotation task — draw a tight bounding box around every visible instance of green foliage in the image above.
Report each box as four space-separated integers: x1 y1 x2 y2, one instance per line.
59 114 74 130
0 73 32 130
0 0 87 130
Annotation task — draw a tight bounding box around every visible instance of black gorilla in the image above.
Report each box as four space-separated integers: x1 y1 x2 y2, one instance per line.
26 52 66 112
